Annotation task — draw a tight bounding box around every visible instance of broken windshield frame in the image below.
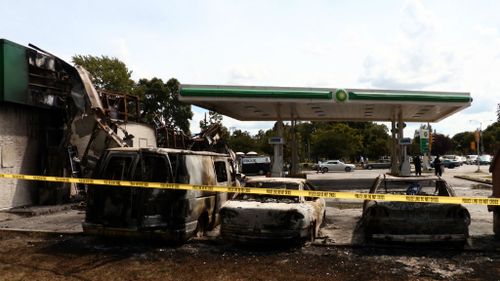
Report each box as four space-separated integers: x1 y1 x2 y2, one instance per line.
236 182 300 203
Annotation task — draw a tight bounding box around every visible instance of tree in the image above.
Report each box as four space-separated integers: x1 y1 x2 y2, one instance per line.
451 132 475 155
482 122 500 154
497 103 500 122
134 78 193 134
357 123 390 159
199 111 224 131
253 129 274 156
72 55 134 94
311 123 362 161
228 130 258 153
430 133 453 156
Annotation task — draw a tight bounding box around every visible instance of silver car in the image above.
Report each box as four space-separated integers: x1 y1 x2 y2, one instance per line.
220 177 326 243
319 160 356 173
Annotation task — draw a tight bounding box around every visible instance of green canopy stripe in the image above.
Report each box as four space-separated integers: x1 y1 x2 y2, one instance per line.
180 87 332 100
349 91 472 103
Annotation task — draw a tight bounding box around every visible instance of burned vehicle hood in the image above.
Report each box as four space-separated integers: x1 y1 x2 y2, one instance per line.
365 201 470 220
220 200 314 229
363 201 471 236
370 201 459 212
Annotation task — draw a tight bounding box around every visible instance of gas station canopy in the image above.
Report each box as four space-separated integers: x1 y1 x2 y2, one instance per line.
179 85 472 122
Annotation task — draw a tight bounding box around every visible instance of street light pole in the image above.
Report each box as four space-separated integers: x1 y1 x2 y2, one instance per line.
470 120 493 172
477 123 481 172
469 120 482 172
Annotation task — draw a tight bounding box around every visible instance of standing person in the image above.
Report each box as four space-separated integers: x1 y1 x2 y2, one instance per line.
433 155 442 177
414 155 422 176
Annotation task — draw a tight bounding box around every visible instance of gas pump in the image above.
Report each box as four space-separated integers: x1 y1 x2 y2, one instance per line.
399 137 412 176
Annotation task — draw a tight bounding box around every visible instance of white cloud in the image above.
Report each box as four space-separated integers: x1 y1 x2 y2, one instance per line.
227 64 271 85
401 0 437 37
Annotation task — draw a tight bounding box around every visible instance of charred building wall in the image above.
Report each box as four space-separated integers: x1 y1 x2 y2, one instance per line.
0 103 67 209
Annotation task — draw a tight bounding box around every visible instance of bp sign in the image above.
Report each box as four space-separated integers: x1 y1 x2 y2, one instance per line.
419 129 429 153
335 89 348 102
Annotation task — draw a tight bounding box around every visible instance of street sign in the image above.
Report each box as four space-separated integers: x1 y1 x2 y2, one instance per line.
268 137 285 144
399 137 412 145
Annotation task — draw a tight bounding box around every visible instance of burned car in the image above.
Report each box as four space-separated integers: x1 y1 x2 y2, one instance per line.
220 177 326 243
361 175 470 243
83 147 237 242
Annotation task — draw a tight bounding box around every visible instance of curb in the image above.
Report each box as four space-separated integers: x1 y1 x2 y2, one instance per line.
454 175 492 185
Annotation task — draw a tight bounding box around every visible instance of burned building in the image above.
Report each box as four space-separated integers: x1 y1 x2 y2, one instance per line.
0 39 156 210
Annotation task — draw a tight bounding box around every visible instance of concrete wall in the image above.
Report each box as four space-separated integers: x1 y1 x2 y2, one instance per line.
0 103 42 210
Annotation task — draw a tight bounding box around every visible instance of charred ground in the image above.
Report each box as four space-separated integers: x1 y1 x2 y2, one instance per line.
0 231 499 281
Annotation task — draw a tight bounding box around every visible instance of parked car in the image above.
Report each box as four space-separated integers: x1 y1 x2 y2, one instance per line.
478 155 492 165
429 156 459 169
360 175 470 243
443 155 462 167
457 156 467 165
319 160 356 173
442 159 460 168
364 161 391 170
220 177 326 243
466 155 478 165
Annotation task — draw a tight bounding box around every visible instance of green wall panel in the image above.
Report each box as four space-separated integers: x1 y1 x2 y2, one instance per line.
0 39 29 104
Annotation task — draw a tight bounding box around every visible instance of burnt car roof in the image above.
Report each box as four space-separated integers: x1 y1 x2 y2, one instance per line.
370 174 455 197
380 174 443 182
244 177 307 185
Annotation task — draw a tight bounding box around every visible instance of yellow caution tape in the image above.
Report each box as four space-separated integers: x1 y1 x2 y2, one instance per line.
0 173 497 206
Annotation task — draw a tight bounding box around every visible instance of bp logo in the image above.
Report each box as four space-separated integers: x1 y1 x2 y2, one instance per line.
335 89 348 102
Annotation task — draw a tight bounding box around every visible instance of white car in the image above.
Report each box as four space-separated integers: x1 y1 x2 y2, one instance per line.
220 177 326 243
319 160 356 173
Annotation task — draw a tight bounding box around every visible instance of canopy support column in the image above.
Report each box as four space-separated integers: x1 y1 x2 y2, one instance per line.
271 105 284 177
291 119 299 176
390 119 398 175
397 110 411 176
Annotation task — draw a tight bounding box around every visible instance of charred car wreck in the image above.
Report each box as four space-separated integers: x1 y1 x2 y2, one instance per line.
84 147 237 241
361 175 471 243
220 177 325 243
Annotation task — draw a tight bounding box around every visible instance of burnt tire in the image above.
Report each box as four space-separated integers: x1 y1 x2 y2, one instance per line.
195 213 209 238
320 211 327 227
494 211 500 238
309 222 317 243
345 167 352 172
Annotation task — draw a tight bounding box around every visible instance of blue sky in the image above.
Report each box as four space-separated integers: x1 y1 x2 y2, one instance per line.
2 0 499 136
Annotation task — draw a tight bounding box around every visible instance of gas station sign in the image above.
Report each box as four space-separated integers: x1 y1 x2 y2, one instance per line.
419 129 429 153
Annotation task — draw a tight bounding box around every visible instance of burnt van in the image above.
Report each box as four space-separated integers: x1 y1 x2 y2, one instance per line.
83 147 237 241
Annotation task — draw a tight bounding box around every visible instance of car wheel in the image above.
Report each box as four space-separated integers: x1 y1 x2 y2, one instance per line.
320 211 327 227
321 167 328 173
366 165 373 170
309 222 316 243
195 213 208 238
494 211 500 238
345 167 352 172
